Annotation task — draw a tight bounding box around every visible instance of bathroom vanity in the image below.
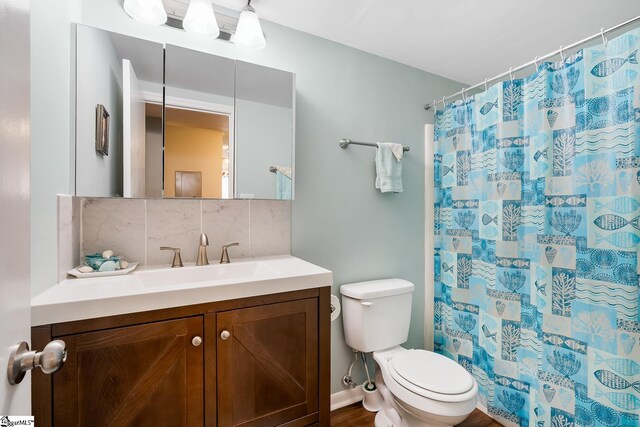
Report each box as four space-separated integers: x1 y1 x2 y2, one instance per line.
31 256 332 427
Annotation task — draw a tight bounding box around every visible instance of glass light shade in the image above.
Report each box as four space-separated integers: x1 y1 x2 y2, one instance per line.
183 0 220 37
123 0 167 25
233 4 266 51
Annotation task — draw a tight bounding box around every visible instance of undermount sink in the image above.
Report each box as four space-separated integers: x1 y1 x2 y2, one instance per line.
136 260 279 287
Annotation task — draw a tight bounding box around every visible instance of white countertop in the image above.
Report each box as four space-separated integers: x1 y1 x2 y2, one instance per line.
32 255 333 326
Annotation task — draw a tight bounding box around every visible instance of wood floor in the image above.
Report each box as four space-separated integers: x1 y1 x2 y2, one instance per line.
330 403 503 426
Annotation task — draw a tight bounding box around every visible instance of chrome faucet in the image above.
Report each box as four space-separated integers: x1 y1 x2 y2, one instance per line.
197 233 209 266
160 246 183 268
220 243 239 264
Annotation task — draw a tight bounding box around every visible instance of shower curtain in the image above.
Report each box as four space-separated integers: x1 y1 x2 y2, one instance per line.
434 27 640 427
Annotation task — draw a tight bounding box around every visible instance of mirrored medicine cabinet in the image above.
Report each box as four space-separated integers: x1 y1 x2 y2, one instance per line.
74 24 295 200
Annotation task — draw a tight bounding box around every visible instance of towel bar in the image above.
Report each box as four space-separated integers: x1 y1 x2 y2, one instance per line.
339 138 410 152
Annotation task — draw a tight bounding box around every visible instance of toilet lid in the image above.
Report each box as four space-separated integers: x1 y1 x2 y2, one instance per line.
390 350 474 395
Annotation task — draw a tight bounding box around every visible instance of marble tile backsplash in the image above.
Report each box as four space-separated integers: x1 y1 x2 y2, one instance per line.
202 200 251 259
250 201 291 257
72 198 290 270
82 198 146 265
57 195 81 282
146 199 202 265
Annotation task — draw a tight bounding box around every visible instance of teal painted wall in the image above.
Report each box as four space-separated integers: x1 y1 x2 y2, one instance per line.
31 0 463 393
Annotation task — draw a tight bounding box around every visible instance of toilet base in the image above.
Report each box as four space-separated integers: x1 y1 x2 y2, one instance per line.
374 392 468 427
375 409 396 427
393 395 470 427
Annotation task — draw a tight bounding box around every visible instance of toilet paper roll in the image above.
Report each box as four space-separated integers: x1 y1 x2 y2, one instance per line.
330 294 341 321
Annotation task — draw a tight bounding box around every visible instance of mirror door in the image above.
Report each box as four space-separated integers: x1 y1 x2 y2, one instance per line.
235 61 295 200
75 25 163 197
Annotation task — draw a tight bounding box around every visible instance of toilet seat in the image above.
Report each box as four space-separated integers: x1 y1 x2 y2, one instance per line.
385 349 476 403
390 350 474 396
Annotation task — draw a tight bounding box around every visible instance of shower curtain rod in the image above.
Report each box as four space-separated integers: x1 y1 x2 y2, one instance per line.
424 14 640 111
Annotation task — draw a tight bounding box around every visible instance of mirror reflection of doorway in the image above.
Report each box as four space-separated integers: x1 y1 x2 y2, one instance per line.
175 171 202 198
146 104 231 199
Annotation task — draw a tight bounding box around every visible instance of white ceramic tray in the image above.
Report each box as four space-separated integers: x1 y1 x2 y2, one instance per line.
68 262 138 278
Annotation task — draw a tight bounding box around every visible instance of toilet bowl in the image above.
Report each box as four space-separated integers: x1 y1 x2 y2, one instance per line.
340 279 478 427
372 347 477 427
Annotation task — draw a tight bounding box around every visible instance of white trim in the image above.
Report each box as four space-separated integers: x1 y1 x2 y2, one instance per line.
330 387 365 411
141 90 162 104
475 401 505 425
290 73 296 200
165 95 234 116
155 93 235 199
476 401 488 414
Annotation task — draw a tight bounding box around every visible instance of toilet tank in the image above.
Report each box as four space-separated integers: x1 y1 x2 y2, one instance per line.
340 278 414 353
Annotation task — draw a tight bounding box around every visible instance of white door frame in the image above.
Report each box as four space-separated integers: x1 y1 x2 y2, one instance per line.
142 91 235 198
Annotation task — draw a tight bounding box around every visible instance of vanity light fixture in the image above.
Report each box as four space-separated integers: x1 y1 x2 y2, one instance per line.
123 0 168 25
233 0 266 51
183 0 220 37
124 0 266 50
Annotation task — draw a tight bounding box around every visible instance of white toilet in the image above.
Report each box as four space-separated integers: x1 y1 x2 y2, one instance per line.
340 278 478 427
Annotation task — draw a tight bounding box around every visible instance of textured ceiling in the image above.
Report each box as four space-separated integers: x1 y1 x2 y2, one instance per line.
213 0 640 84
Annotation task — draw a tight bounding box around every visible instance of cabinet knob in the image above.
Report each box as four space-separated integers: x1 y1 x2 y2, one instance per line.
220 330 231 340
192 336 203 347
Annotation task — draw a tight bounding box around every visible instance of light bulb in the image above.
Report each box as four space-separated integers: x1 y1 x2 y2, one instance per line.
183 0 220 37
233 2 266 51
123 0 167 25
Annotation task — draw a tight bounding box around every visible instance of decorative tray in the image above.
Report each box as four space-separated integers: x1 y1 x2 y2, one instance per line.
68 262 138 278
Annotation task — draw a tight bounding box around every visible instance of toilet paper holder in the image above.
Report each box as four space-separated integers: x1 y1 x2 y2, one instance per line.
330 294 341 321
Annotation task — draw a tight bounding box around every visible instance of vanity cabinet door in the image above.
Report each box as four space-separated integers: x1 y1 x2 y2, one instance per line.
53 317 204 427
217 298 319 427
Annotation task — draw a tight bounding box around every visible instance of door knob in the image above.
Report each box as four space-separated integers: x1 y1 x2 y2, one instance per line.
220 330 231 340
192 336 203 347
7 340 67 385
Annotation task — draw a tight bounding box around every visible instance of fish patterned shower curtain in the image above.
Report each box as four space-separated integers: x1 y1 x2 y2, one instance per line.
434 27 640 427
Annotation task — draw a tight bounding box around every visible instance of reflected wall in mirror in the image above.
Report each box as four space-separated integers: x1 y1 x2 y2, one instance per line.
164 45 235 199
235 61 295 200
75 25 163 197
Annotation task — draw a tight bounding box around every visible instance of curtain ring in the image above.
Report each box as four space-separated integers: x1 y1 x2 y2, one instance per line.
534 56 539 70
461 88 466 101
559 45 565 62
509 67 514 82
433 99 437 112
600 27 608 47
442 96 446 108
484 79 488 91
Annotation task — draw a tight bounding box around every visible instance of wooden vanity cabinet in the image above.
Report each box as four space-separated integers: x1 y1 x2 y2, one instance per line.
53 317 204 426
217 298 318 427
32 288 330 427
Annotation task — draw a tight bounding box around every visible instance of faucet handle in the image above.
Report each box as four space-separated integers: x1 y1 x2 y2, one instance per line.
160 246 184 268
200 233 209 246
220 243 239 264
